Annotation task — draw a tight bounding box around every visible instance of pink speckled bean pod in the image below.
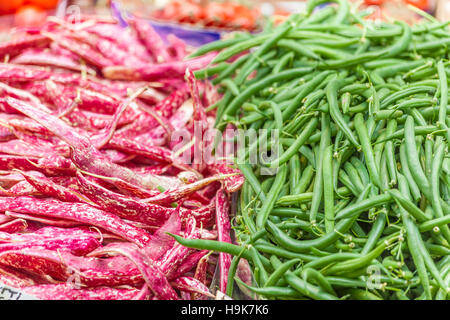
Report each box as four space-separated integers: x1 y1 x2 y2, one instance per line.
0 34 50 59
0 234 100 256
11 48 96 75
143 174 234 206
21 283 142 300
0 196 152 247
17 170 85 202
215 188 232 293
128 17 171 64
76 172 174 227
0 218 28 233
0 63 52 82
171 276 214 298
102 52 217 81
208 162 245 193
88 242 179 300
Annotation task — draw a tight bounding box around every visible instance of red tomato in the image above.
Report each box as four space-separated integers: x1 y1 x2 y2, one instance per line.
232 9 256 31
205 3 228 27
364 0 384 5
14 5 47 27
0 0 24 14
25 0 59 10
177 0 203 24
405 0 429 10
159 0 181 20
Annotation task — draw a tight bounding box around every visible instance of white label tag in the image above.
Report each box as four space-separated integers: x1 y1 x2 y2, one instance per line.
0 283 38 300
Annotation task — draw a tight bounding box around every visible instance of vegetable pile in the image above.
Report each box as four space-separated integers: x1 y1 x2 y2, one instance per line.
151 0 261 32
0 15 245 300
172 0 450 300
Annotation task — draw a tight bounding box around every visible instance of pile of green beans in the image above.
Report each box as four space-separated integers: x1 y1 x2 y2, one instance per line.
177 0 450 300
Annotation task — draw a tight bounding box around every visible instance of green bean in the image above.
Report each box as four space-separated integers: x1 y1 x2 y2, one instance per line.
397 174 432 299
300 37 359 49
384 119 398 187
327 79 360 147
413 37 450 51
226 246 246 297
354 113 382 188
265 257 301 287
211 34 271 64
277 192 313 206
415 233 449 292
289 154 301 194
271 256 339 300
338 170 359 196
237 163 266 202
388 189 430 222
430 142 446 219
297 165 315 194
278 39 321 60
273 51 295 75
169 233 253 259
374 60 426 78
301 5 336 25
340 91 351 114
350 157 370 186
399 143 422 202
335 193 392 220
404 116 432 200
240 181 257 234
381 86 436 109
234 278 303 299
254 240 317 261
343 163 365 194
233 22 294 85
309 114 331 223
249 246 269 285
220 79 240 96
256 164 288 230
364 58 407 69
259 101 283 130
211 52 249 86
437 60 450 146
318 21 411 69
304 44 352 60
361 210 387 255
282 71 333 121
306 0 349 25
302 268 337 296
323 238 394 276
323 145 335 233
346 289 382 300
301 252 360 271
193 62 228 79
269 119 318 168
188 34 250 58
419 214 450 232
266 212 362 253
224 67 313 119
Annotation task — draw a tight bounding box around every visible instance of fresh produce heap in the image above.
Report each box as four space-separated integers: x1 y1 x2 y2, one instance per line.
0 15 245 300
150 0 261 31
172 0 450 300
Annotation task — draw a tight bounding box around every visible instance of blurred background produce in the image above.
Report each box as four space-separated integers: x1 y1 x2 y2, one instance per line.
0 1 448 32
0 0 58 28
